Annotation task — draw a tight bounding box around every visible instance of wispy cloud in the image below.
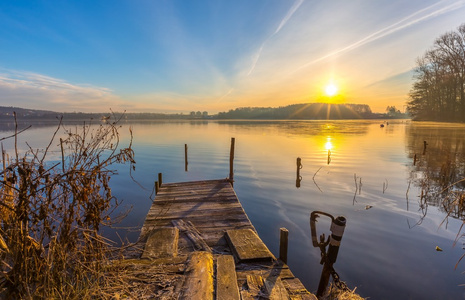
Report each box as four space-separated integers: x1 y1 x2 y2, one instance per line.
0 69 122 112
293 0 465 73
217 88 234 103
274 0 304 35
247 0 304 76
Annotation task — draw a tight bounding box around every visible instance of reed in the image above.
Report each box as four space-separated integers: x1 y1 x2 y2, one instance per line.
0 114 136 299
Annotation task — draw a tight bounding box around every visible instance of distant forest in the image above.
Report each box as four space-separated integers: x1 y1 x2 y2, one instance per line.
408 23 465 122
0 102 407 122
217 103 380 119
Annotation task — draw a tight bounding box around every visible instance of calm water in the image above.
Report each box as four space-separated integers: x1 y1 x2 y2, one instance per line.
2 119 465 299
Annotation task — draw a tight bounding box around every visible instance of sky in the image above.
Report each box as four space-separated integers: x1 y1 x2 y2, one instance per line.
1 0 465 114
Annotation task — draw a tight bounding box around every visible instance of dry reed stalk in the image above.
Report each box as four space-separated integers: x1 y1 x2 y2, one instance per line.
0 114 140 299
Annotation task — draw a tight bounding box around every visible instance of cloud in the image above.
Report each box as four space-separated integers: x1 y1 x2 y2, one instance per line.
293 0 465 73
0 69 124 112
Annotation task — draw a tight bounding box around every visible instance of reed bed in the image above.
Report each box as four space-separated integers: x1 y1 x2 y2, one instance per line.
0 115 137 299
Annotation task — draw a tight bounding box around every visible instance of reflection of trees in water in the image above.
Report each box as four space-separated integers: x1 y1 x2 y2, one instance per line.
406 123 465 220
217 120 370 137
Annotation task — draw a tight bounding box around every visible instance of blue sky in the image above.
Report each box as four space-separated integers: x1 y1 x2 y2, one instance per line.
1 0 465 113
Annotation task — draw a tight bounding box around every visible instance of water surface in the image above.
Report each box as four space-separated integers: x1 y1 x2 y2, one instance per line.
2 119 465 299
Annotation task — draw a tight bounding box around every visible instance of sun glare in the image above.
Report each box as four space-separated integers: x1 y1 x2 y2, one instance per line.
325 138 333 151
325 83 338 97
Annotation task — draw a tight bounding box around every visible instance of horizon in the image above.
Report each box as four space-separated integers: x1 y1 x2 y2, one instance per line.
0 102 401 116
1 1 465 114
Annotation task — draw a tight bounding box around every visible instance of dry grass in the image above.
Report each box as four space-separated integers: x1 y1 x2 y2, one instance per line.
0 114 137 299
322 283 366 300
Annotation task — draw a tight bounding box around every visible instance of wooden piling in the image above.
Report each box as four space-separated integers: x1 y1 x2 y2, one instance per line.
279 228 289 264
229 138 235 182
296 158 302 188
158 173 163 186
155 181 159 195
185 144 188 171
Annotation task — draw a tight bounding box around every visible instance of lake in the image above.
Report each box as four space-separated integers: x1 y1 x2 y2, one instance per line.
2 119 465 299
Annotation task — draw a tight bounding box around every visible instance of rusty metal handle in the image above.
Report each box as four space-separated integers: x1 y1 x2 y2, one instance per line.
310 211 334 248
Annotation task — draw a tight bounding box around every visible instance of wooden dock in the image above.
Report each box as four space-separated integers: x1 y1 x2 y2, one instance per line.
119 178 316 299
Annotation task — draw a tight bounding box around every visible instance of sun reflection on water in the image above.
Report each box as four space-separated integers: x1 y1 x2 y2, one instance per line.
324 137 333 151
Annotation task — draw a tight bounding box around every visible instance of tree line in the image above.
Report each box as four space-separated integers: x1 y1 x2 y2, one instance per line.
217 103 374 119
408 24 465 121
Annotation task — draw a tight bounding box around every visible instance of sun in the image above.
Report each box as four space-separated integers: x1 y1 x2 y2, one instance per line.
325 83 338 97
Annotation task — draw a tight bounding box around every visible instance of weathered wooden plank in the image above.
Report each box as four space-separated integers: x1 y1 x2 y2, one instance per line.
161 179 230 187
240 274 265 299
288 293 318 300
146 206 246 219
225 229 275 262
155 190 237 199
172 219 211 252
143 217 252 230
153 196 238 205
235 268 295 282
141 227 179 259
144 220 249 234
180 251 213 300
264 277 290 300
144 213 251 226
149 200 242 210
281 278 309 294
216 255 240 300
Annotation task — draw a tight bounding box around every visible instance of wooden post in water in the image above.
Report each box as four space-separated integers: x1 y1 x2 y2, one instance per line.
229 137 235 184
296 157 302 188
185 144 188 172
279 228 289 264
158 173 163 186
155 181 159 195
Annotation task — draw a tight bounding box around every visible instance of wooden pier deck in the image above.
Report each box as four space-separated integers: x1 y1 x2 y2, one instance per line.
121 178 316 299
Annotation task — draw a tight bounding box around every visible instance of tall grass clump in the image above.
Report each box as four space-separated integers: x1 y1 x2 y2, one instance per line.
0 115 135 299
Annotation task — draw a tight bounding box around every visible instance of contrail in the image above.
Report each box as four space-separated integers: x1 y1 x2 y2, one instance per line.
292 0 465 73
275 0 304 35
248 0 304 76
217 88 234 103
